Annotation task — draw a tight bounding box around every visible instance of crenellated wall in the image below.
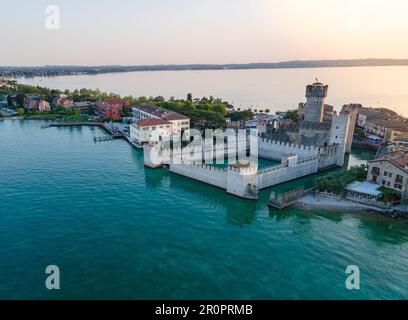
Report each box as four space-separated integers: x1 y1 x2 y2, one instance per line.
258 155 319 189
170 163 228 189
259 138 320 161
144 136 346 200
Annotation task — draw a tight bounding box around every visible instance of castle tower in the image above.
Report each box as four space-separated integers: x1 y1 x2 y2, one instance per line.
304 81 328 123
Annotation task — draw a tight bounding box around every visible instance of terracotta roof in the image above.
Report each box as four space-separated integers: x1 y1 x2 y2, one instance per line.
104 98 128 106
395 133 408 142
370 154 408 174
137 118 170 127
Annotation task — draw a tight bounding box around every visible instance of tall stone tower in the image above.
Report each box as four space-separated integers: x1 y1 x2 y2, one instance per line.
304 81 328 123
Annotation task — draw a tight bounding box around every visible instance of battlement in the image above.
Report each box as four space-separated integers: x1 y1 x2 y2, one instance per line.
228 162 258 175
260 137 320 152
306 83 328 98
190 163 226 173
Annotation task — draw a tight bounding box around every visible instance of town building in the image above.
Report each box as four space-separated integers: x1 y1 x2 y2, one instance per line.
24 98 39 111
132 103 190 135
95 101 121 120
94 99 130 120
24 97 51 112
53 94 74 109
73 101 93 110
102 98 130 110
367 154 408 198
130 118 172 144
356 107 408 143
38 99 51 112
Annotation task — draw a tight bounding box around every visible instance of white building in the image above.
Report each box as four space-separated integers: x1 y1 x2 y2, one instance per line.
130 118 172 144
132 104 190 135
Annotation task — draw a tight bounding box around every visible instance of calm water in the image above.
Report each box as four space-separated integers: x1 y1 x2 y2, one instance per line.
18 66 408 116
1 120 407 300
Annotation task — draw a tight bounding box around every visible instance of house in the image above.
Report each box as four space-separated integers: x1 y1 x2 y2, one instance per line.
129 118 172 144
24 98 40 111
53 94 74 109
132 103 190 135
367 154 408 199
38 99 51 112
24 97 51 112
73 101 93 110
95 101 122 120
103 98 130 110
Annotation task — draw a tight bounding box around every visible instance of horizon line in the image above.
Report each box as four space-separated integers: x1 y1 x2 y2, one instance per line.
2 58 408 69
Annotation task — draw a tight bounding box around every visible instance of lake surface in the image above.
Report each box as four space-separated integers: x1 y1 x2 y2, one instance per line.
18 66 408 116
0 120 407 299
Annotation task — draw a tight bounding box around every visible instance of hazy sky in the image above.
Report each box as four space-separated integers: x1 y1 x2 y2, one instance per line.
1 0 408 66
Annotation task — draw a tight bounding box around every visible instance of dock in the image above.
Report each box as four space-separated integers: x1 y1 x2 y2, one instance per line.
94 136 114 142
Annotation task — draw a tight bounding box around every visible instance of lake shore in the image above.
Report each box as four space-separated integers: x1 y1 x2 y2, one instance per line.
295 194 408 220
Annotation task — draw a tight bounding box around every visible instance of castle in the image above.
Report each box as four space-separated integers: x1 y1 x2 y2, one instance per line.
142 81 357 200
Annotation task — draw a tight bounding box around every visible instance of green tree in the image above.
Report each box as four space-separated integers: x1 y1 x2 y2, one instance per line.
284 109 299 123
15 94 27 107
16 108 25 116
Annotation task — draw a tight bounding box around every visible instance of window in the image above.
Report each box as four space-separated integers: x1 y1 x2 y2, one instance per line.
396 174 404 184
371 167 380 175
384 171 388 176
382 180 386 185
394 184 403 190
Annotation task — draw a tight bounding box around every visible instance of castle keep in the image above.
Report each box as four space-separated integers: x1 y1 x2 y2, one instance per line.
303 81 328 123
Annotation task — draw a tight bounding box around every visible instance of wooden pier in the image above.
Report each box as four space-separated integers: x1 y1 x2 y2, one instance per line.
94 136 114 142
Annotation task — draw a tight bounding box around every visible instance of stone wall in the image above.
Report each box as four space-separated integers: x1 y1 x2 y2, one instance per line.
259 138 320 161
258 155 319 189
170 163 228 189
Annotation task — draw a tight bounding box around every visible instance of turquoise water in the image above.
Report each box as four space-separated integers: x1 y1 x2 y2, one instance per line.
0 120 407 300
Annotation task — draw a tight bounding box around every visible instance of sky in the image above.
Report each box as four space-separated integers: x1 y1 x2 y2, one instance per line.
1 0 408 66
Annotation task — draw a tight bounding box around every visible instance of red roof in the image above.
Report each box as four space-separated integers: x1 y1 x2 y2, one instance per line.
137 118 170 127
104 98 123 104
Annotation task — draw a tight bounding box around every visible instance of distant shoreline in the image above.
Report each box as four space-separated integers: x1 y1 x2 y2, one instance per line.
2 58 408 78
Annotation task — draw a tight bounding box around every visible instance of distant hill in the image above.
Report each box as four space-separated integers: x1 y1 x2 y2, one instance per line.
1 59 408 77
